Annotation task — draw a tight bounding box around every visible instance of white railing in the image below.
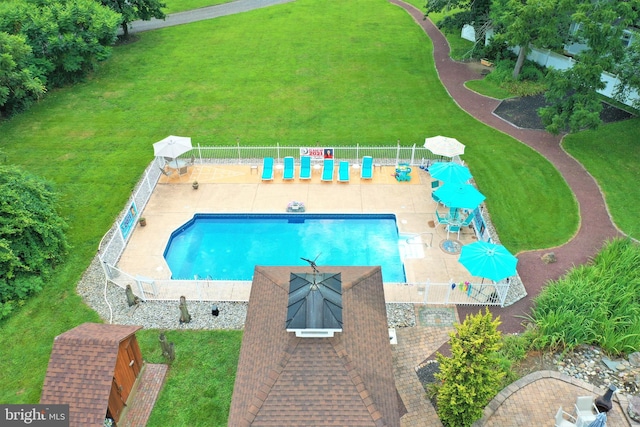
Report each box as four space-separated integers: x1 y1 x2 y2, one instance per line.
181 143 452 166
102 262 510 306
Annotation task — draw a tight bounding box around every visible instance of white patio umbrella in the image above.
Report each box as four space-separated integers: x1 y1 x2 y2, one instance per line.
153 135 192 168
424 135 465 158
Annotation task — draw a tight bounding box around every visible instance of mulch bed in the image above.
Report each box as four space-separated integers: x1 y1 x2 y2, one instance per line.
493 94 635 130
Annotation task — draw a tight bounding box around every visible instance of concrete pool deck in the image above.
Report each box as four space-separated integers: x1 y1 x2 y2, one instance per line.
118 163 486 303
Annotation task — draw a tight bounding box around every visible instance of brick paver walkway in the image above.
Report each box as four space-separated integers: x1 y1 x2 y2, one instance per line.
392 309 458 427
119 363 168 427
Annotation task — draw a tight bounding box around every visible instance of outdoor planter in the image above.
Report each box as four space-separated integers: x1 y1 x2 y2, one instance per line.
192 181 199 190
139 218 147 227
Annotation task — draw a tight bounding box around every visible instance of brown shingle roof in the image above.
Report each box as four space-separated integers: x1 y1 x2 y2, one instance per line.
40 323 142 427
228 266 400 427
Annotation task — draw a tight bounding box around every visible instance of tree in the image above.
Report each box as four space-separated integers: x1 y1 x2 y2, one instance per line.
100 0 166 38
434 309 505 427
0 31 46 117
0 166 69 318
613 32 640 110
425 0 492 45
540 0 640 134
491 0 573 79
0 0 120 87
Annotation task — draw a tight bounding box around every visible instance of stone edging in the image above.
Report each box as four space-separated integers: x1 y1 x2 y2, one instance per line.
471 370 638 426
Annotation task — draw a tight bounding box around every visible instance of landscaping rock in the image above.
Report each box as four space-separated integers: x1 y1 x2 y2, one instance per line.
541 252 557 264
628 396 640 422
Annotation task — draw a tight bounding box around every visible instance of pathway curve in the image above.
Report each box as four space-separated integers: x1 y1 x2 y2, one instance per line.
389 0 623 332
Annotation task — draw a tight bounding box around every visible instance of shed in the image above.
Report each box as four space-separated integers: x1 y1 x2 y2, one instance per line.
40 323 144 426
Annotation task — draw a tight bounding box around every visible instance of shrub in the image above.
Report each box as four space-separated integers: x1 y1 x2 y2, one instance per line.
0 166 69 318
434 309 505 427
529 238 640 356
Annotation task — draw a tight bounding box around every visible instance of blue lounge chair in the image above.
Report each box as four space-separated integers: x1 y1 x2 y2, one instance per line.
321 159 334 181
299 155 311 180
283 156 294 180
338 161 350 182
261 157 274 181
361 156 373 179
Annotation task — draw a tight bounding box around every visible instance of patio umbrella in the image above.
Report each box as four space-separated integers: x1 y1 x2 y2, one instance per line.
153 135 192 168
429 161 472 184
587 412 607 427
424 135 465 157
433 183 486 210
458 241 518 282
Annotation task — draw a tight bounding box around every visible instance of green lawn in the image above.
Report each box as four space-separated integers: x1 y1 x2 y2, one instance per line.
0 0 587 424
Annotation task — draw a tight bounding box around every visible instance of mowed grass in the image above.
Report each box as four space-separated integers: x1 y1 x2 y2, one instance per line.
0 0 576 423
564 119 640 240
136 329 242 426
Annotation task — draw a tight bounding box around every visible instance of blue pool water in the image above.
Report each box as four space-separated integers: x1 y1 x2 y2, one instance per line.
164 213 406 282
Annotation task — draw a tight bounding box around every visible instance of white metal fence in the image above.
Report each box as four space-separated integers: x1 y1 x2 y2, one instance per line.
103 263 511 306
181 143 454 166
98 145 510 307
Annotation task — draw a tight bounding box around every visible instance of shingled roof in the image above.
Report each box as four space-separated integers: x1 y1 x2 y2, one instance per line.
40 323 143 427
228 266 401 427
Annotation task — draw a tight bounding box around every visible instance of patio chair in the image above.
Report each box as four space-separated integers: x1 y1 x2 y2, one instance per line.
321 158 334 181
159 167 172 177
299 155 311 180
435 209 449 229
361 156 373 179
452 213 474 239
338 161 350 182
555 406 577 427
575 396 598 426
261 157 274 181
283 156 295 180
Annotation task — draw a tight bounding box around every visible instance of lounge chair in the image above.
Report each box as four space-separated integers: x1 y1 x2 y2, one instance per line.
361 156 373 179
338 161 350 182
283 156 295 180
261 157 274 181
299 155 311 180
321 159 334 181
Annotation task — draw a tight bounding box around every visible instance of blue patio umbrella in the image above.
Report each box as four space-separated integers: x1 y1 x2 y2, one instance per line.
458 241 518 282
433 183 486 210
429 161 472 184
587 412 607 427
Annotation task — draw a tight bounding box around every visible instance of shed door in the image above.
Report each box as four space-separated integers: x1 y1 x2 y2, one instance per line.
109 376 126 422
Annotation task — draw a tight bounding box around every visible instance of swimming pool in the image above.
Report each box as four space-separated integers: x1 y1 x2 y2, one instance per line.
163 213 406 282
